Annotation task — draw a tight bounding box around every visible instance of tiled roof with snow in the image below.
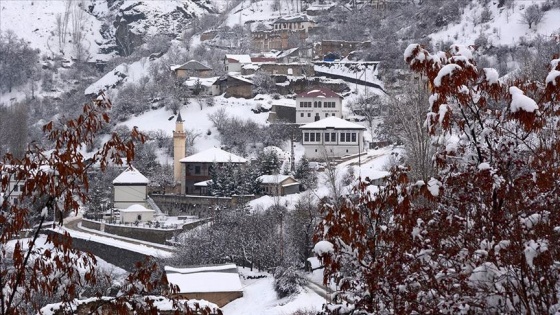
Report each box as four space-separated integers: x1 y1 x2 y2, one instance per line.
225 54 252 64
228 74 254 85
112 166 149 184
296 88 341 99
299 116 366 130
180 147 247 163
257 174 296 184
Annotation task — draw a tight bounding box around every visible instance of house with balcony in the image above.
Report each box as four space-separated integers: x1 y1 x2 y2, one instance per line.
180 147 247 195
296 88 343 124
300 116 366 159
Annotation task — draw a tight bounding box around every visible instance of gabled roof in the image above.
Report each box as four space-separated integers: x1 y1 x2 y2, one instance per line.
171 60 212 71
227 74 254 85
299 116 366 130
225 54 252 64
180 147 247 163
296 88 341 99
112 166 149 184
257 174 297 185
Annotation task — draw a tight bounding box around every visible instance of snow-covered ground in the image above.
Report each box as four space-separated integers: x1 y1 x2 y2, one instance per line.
430 0 560 47
222 267 325 315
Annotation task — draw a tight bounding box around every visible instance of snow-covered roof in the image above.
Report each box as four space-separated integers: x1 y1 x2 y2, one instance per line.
228 74 254 85
225 54 252 64
299 116 366 130
180 147 247 163
258 174 296 184
274 15 311 24
170 60 212 71
165 264 243 293
194 180 212 187
296 88 341 99
276 47 299 59
118 204 154 213
112 166 149 185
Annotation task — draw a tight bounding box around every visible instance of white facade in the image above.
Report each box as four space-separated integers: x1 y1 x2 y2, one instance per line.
224 54 251 73
300 117 366 160
295 88 343 124
112 166 149 209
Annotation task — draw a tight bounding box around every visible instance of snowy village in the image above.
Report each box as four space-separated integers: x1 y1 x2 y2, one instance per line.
1 0 560 314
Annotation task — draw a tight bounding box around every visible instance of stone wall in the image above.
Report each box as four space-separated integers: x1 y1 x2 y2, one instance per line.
81 218 210 244
44 230 148 272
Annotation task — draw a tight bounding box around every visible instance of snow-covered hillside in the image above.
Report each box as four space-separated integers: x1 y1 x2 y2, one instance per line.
431 0 560 47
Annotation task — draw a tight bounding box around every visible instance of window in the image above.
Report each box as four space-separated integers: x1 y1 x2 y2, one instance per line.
325 113 328 117
300 102 304 107
13 185 18 192
308 113 311 117
310 133 315 142
316 133 321 142
332 113 336 116
331 132 336 142
318 101 322 108
300 113 304 117
340 133 345 142
304 133 309 142
352 133 357 142
347 133 351 142
195 165 201 174
137 214 142 221
325 133 330 142
315 114 320 121
313 101 317 108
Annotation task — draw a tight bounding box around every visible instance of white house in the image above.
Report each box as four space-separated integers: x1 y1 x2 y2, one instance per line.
224 54 252 73
300 116 366 159
112 166 149 209
119 204 155 223
295 88 343 124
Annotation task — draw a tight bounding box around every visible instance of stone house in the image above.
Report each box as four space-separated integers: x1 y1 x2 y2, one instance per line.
171 60 213 79
296 88 343 124
165 264 243 308
225 75 254 98
267 103 296 123
258 174 300 196
180 147 247 195
300 116 366 160
112 166 149 209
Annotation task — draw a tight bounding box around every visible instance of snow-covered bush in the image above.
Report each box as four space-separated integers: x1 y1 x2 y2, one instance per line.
273 266 308 298
316 44 560 314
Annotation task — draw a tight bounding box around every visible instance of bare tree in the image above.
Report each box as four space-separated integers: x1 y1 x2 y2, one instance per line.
348 95 381 142
381 80 434 182
521 4 546 29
